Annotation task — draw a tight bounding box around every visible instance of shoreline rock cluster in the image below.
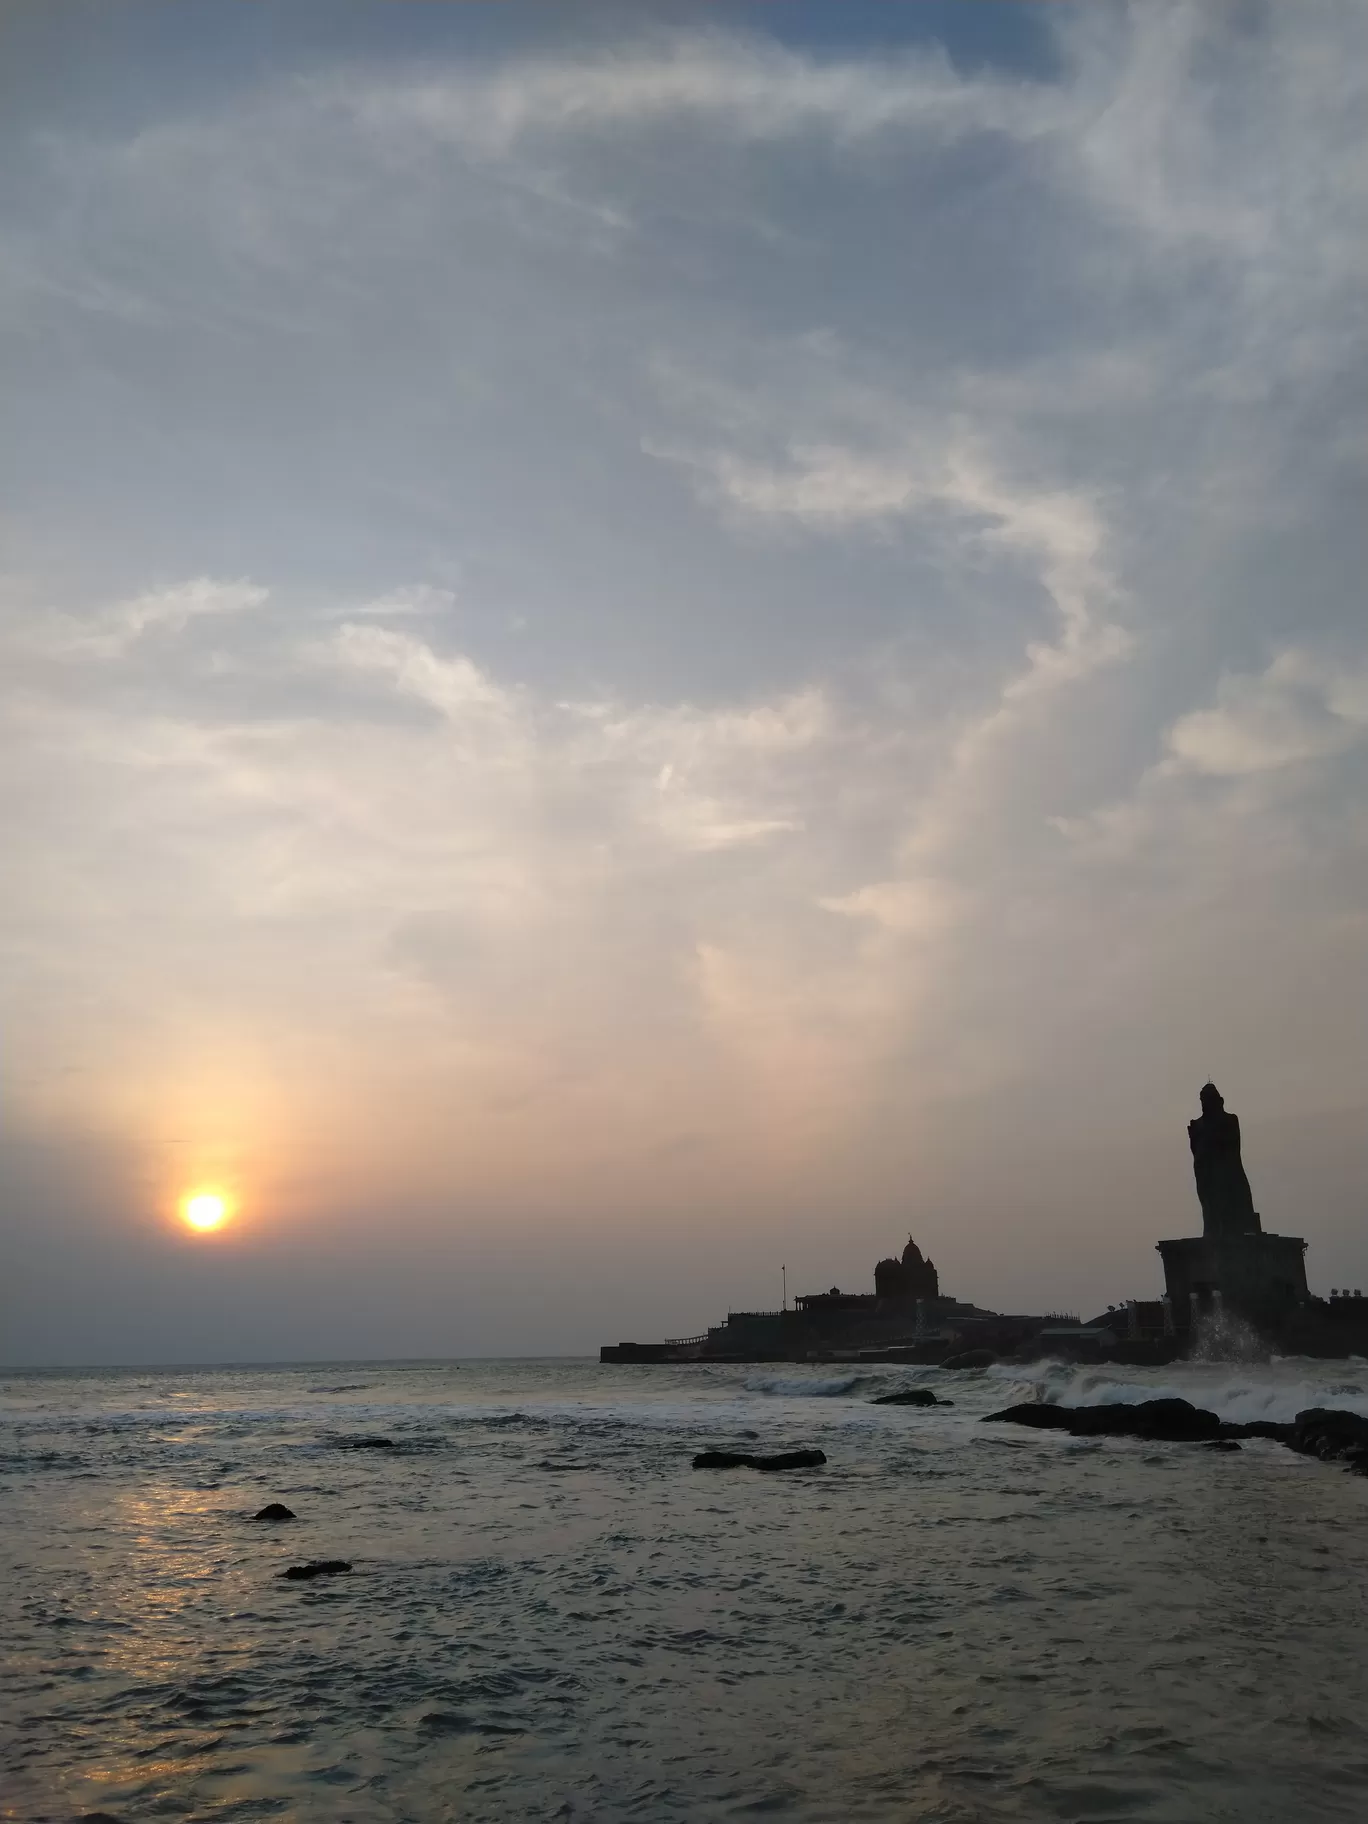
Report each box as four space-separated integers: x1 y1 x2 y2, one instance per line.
984 1398 1368 1473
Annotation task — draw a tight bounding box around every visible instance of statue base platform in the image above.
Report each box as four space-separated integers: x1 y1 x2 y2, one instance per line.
1156 1232 1308 1332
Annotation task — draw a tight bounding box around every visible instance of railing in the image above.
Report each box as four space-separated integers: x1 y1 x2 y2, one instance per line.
663 1334 709 1348
726 1309 786 1320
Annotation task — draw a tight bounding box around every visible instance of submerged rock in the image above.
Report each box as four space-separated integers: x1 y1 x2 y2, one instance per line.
942 1349 996 1370
341 1436 395 1450
872 1388 940 1406
281 1559 352 1581
1203 1439 1242 1451
692 1448 827 1472
251 1502 297 1522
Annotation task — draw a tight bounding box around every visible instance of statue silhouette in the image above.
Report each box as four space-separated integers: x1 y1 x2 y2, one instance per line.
1187 1083 1260 1238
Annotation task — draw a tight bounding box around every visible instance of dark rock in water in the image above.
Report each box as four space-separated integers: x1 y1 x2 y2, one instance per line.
1057 1405 1137 1438
1291 1408 1368 1465
985 1398 1368 1472
1220 1419 1294 1443
1294 1407 1368 1443
281 1559 352 1581
983 1403 1074 1430
984 1398 1221 1442
942 1349 996 1370
872 1388 940 1406
692 1448 826 1472
1129 1399 1223 1441
341 1436 395 1449
251 1502 297 1522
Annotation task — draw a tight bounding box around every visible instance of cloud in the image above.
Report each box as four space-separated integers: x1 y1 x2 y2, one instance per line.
1164 651 1368 777
341 584 458 622
686 437 1130 689
326 31 1069 157
22 577 267 660
335 623 513 721
819 878 962 938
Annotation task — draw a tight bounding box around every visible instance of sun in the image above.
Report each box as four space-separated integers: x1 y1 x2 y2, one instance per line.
180 1190 232 1233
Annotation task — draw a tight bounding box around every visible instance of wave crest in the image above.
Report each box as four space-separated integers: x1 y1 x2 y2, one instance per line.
744 1372 867 1398
991 1359 1368 1424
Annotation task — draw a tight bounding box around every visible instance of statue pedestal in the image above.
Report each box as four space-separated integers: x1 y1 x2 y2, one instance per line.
1156 1232 1308 1333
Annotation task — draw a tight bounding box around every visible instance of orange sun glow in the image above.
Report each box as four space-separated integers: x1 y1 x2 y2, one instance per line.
180 1190 232 1233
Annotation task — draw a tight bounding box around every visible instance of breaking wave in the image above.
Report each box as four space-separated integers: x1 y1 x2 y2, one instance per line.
992 1358 1368 1425
743 1372 870 1399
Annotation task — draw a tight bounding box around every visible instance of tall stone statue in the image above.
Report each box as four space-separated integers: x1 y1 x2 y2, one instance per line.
1188 1082 1260 1238
1159 1082 1306 1333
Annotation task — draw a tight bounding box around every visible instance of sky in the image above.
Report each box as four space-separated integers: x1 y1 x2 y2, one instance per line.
2 1 1365 1364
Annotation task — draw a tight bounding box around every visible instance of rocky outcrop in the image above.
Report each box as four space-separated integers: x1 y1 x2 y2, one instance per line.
1289 1407 1368 1473
281 1559 352 1580
872 1388 940 1406
983 1399 1368 1470
984 1398 1221 1441
251 1502 297 1521
692 1448 827 1471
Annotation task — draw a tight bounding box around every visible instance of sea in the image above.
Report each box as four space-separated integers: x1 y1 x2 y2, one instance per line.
3 1356 1367 1824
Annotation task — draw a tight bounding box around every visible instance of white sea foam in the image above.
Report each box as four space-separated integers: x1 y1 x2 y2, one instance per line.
990 1357 1368 1424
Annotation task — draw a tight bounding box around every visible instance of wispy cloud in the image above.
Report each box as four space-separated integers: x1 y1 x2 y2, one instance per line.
324 31 1070 155
21 577 267 659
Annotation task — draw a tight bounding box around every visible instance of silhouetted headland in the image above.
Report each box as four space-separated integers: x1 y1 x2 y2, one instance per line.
601 1084 1367 1365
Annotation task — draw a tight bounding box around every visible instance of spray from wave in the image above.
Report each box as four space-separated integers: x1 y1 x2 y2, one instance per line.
1188 1309 1268 1364
990 1358 1368 1425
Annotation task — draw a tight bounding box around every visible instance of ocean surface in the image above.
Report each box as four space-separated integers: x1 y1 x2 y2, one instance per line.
3 1356 1367 1824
